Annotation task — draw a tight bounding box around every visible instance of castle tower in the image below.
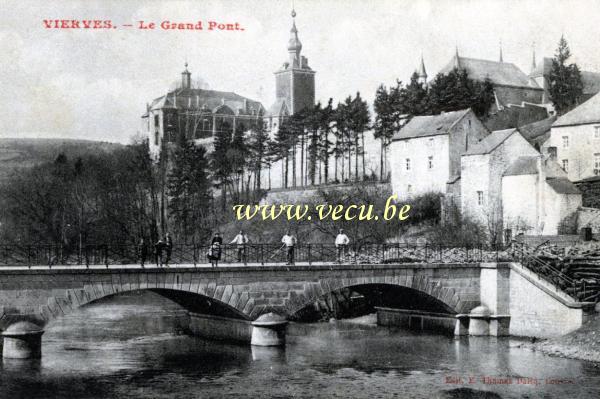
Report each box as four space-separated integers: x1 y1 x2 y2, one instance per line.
181 62 191 89
272 8 316 115
417 53 427 85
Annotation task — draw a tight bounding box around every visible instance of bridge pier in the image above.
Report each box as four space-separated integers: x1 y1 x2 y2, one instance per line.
251 313 288 346
2 321 44 359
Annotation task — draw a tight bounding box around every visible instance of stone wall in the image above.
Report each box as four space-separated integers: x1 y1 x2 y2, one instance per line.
390 134 450 198
575 178 600 208
549 124 600 181
508 263 590 337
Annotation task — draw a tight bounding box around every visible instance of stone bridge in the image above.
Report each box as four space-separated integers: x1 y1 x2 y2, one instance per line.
0 262 592 358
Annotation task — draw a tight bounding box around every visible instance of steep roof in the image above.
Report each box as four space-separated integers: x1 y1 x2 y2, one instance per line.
267 98 290 117
148 88 264 116
392 109 471 141
503 156 580 194
581 71 600 95
464 128 517 155
546 177 581 194
504 155 567 177
439 56 541 89
553 91 600 127
519 116 556 148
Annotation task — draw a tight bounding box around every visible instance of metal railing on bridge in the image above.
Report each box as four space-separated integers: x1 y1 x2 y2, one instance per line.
0 242 514 268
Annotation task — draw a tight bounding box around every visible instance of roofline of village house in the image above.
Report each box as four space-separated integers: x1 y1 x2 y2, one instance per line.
553 120 600 129
391 109 473 142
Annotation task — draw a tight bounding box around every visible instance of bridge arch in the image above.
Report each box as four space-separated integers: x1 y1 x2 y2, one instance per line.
281 274 478 319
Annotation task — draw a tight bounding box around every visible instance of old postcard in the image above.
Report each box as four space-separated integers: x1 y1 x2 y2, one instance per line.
1 0 600 398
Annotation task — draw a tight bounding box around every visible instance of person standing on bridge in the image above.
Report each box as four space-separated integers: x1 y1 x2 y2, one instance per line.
230 230 249 263
138 238 147 268
281 230 297 265
208 233 223 267
335 229 350 263
155 238 165 267
165 233 173 267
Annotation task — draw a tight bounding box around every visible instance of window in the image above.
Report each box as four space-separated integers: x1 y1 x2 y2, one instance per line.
595 153 600 174
477 191 484 206
154 115 159 127
562 136 569 148
595 126 600 139
562 159 569 172
428 156 433 169
427 138 434 147
154 130 159 146
406 158 411 171
407 185 412 194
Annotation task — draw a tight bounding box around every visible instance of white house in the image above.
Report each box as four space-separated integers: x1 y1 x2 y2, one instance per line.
547 92 600 181
460 128 539 236
502 156 582 236
390 109 489 199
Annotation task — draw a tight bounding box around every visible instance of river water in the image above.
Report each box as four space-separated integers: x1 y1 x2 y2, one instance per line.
1 293 599 399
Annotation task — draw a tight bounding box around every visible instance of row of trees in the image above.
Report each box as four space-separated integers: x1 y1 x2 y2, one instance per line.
271 93 371 189
205 92 372 214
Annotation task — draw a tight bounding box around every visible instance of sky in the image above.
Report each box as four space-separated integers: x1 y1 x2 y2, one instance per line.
1 0 600 143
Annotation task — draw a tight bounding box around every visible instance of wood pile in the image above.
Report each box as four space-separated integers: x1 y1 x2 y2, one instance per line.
519 242 600 303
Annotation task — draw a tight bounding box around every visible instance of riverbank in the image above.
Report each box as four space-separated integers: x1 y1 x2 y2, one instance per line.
527 314 600 363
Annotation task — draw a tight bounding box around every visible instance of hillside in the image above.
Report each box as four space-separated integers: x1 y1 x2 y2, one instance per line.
0 138 124 182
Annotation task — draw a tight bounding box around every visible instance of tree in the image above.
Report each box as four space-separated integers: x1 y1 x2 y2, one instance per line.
305 102 323 185
348 92 371 180
247 119 271 192
227 123 248 202
373 82 403 180
548 35 584 114
167 141 212 244
318 99 335 184
269 119 293 188
404 72 429 115
210 120 232 211
428 68 494 117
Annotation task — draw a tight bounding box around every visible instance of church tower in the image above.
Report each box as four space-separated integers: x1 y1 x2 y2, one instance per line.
417 53 427 85
272 8 316 115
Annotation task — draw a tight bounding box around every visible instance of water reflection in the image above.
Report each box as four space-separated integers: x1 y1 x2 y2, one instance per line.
0 292 598 399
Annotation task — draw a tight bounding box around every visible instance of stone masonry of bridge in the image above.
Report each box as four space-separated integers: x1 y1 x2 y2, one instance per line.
0 263 482 330
0 261 593 356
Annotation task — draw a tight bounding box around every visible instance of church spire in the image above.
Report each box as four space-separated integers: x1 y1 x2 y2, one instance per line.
417 53 427 84
499 40 503 63
453 46 461 69
287 6 302 67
